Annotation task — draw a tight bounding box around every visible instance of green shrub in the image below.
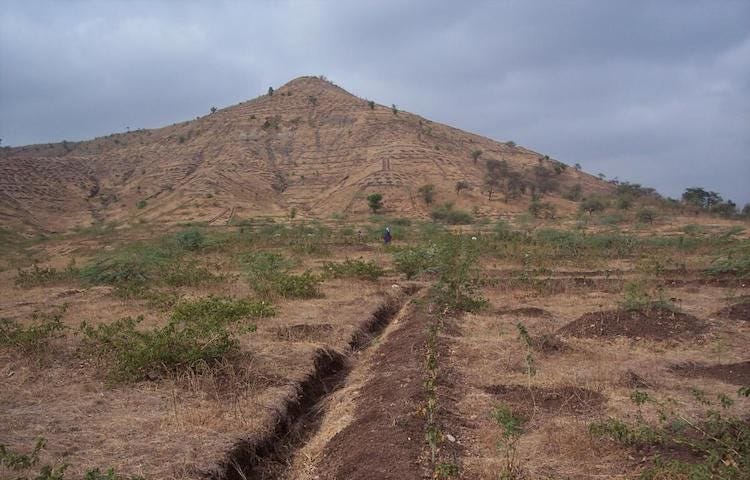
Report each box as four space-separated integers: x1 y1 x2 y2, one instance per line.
708 243 750 278
430 203 474 225
136 199 147 209
161 262 218 287
268 271 322 299
170 296 275 325
0 307 66 354
636 208 656 224
393 244 440 279
322 258 385 281
80 296 270 382
174 228 204 251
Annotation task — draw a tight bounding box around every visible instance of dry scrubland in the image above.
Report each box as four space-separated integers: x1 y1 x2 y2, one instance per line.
1 212 749 480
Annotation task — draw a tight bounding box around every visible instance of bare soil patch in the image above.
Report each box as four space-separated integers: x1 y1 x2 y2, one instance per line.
714 300 750 321
670 361 750 386
482 384 605 415
557 306 706 341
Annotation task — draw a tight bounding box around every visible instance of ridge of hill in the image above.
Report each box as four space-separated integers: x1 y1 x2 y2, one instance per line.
0 76 614 232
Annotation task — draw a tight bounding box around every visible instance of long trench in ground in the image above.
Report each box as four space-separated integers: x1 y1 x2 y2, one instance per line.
211 288 417 480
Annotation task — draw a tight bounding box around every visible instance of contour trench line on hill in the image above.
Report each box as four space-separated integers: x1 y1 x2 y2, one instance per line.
213 284 422 480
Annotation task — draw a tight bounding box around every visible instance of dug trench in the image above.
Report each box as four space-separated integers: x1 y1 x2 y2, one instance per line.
210 285 420 480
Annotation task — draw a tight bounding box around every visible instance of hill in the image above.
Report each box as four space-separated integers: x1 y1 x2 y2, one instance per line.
0 76 615 232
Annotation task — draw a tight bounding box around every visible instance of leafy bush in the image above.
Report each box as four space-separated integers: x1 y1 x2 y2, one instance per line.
636 208 656 224
580 197 607 214
0 307 66 354
80 296 270 382
136 199 147 209
430 203 474 225
174 228 205 251
239 252 321 298
322 258 385 281
708 243 750 278
161 261 218 287
392 244 441 279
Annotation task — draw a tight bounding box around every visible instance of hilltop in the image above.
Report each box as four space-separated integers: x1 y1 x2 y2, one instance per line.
0 76 615 232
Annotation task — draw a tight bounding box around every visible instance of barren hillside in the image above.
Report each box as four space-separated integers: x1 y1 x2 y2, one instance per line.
0 76 614 232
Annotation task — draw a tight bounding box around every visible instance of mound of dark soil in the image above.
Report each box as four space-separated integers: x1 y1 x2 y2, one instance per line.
714 300 750 322
557 306 706 341
274 323 335 342
671 361 750 386
482 385 605 415
498 307 553 318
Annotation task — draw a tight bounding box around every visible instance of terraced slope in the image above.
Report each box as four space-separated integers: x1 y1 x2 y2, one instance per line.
0 76 614 232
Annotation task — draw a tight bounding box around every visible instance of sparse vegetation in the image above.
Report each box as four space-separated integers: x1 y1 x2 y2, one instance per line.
430 203 474 225
417 183 436 205
322 258 384 281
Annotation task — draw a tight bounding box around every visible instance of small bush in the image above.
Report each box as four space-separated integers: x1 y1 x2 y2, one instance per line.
0 307 66 355
80 296 270 382
268 271 322 299
430 203 474 225
136 199 147 209
393 244 440 279
322 258 385 281
174 228 204 251
636 208 656 224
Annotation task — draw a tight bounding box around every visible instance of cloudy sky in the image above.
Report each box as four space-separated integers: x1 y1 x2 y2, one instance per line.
1 0 748 204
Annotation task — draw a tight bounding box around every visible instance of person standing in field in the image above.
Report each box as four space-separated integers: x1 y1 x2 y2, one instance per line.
383 226 392 245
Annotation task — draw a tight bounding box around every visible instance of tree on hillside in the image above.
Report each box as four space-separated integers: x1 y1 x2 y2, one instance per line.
484 159 508 200
268 86 274 96
417 184 436 205
455 180 470 196
580 197 606 215
574 163 582 171
368 100 375 110
742 204 750 219
682 187 722 209
636 208 656 224
367 193 384 213
471 149 483 164
210 106 217 114
563 184 583 201
391 104 398 115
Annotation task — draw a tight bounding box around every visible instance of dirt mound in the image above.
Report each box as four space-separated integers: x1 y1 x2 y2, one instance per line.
498 307 553 318
671 361 750 386
274 323 335 342
714 300 750 322
557 306 706 341
482 385 605 415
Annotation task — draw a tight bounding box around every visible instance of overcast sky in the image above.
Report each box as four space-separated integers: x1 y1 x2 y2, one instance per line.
1 0 748 204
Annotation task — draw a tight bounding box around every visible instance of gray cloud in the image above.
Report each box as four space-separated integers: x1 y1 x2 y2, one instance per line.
1 0 748 204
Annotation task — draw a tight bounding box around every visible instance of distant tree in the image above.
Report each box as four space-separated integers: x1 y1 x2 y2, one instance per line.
506 141 516 147
574 163 582 171
417 184 436 205
563 184 583 201
616 196 632 210
580 197 606 215
505 173 526 202
484 159 508 200
471 149 483 164
308 95 318 106
529 201 556 219
682 187 722 209
636 208 656 224
711 200 737 218
367 100 375 110
367 193 384 213
741 203 750 218
391 104 398 115
268 86 274 96
289 207 297 220
455 180 470 196
597 173 607 180
210 106 217 114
